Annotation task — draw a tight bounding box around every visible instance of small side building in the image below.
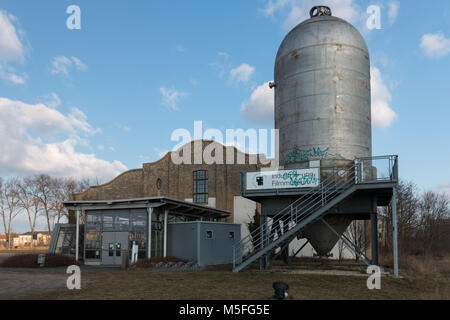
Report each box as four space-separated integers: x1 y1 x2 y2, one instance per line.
168 222 241 266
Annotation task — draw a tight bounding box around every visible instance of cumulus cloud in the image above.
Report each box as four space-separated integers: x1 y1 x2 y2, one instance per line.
0 9 25 62
420 32 450 57
230 63 255 83
160 87 186 111
241 81 274 124
371 67 397 129
50 56 88 75
0 9 28 85
0 97 126 181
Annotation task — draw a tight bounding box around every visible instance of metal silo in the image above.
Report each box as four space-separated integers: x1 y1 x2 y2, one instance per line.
275 6 372 168
274 6 372 257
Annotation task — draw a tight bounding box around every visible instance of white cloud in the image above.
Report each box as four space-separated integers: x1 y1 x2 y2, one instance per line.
371 67 397 129
230 63 255 83
0 97 126 181
241 81 274 124
0 9 28 85
70 56 88 71
160 87 186 111
0 9 25 62
50 56 88 75
387 1 400 25
436 181 450 197
98 145 105 151
420 32 450 57
40 93 61 109
209 52 231 78
0 64 27 84
260 0 291 17
154 147 169 158
116 124 131 132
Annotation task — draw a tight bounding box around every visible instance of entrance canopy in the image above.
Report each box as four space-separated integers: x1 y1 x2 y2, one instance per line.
64 196 231 220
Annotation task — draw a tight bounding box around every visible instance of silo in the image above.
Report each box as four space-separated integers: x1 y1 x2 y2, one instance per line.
273 6 372 256
275 6 371 167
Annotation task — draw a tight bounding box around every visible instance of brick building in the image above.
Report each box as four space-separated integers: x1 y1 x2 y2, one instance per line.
72 140 273 226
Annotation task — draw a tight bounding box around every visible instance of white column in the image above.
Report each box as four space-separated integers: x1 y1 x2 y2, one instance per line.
163 210 168 257
147 207 153 259
75 210 80 261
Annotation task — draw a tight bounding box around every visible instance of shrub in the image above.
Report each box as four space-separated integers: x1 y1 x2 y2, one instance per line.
0 253 80 268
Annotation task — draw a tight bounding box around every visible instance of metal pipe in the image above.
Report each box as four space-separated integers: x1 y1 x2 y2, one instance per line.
163 209 168 257
147 207 153 259
75 210 80 261
392 187 399 277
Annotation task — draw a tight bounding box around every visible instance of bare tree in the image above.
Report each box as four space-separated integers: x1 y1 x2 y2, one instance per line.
16 177 41 248
417 191 450 255
345 220 367 262
32 174 55 233
0 178 21 250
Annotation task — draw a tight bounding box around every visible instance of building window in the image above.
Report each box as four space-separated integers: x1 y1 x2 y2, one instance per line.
193 170 208 204
156 178 162 190
228 232 235 240
206 230 213 239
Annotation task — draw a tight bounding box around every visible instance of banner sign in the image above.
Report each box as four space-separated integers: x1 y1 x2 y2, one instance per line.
246 168 320 190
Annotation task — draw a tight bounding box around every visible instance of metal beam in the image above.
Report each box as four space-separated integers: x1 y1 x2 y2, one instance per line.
293 240 310 258
320 218 370 266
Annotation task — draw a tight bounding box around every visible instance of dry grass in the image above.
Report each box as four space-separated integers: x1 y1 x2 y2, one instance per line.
17 257 449 300
1 255 445 300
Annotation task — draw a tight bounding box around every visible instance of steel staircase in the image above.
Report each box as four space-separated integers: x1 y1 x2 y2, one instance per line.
232 162 360 272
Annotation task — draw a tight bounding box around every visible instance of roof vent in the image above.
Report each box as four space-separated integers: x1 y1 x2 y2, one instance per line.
310 6 332 18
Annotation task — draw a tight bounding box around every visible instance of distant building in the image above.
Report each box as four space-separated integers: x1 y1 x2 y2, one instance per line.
15 232 51 248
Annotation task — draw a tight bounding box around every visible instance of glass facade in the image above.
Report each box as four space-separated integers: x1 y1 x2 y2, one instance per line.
85 209 149 261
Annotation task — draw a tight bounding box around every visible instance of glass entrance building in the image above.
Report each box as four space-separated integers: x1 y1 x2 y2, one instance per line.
62 197 231 266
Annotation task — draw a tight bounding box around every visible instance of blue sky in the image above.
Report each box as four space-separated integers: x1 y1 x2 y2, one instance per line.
0 0 449 204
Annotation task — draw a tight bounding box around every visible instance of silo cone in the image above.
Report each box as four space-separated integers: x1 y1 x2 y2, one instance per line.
301 215 353 256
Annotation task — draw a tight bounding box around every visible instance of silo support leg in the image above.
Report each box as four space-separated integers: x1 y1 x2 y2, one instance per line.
371 212 379 266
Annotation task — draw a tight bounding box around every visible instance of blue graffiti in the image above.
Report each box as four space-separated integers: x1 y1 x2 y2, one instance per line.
285 147 346 164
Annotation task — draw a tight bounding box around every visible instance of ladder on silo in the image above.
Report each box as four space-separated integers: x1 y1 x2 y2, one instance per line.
232 162 361 273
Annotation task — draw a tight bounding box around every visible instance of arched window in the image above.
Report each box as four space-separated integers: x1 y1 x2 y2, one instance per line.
193 170 208 204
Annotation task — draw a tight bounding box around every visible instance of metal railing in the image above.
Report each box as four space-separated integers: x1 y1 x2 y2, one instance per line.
233 155 398 272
